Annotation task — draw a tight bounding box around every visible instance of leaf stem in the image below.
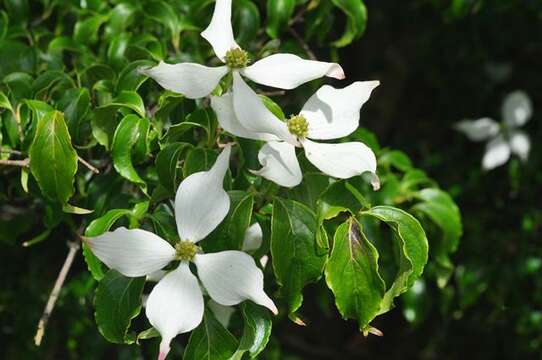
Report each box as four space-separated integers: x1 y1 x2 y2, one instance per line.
34 241 80 346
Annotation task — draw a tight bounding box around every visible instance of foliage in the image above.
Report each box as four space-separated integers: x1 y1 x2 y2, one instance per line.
0 0 539 359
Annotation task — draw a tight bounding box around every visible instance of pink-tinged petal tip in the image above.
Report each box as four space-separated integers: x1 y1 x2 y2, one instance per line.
328 65 345 80
158 338 171 360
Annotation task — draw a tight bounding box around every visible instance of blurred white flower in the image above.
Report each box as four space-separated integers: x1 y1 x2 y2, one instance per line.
212 79 380 188
85 146 277 360
140 0 343 100
455 91 532 170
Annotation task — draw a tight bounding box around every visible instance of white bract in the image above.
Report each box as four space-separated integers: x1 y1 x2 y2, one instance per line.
211 78 380 188
455 91 532 170
85 146 277 360
140 0 344 100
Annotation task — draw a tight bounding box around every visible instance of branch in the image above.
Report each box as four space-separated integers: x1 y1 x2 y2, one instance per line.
77 156 100 174
34 241 80 346
0 158 29 167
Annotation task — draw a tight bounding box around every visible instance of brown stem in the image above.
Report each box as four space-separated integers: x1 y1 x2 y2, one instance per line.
259 90 286 97
34 241 80 346
77 156 100 174
0 158 29 167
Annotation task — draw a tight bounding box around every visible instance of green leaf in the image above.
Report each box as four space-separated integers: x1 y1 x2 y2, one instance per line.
74 15 109 45
413 188 462 253
379 150 413 172
92 91 146 148
325 218 385 331
266 0 296 38
237 302 273 358
29 111 78 203
234 0 261 45
183 310 238 360
331 0 368 47
271 198 327 318
155 142 192 194
317 179 369 225
412 188 462 286
361 206 429 314
94 270 145 344
0 90 13 112
204 192 254 253
145 1 179 42
111 114 146 186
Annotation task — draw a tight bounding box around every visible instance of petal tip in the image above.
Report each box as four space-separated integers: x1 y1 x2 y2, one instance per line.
328 65 345 80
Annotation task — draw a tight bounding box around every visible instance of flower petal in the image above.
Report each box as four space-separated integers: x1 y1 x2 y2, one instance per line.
232 72 296 144
454 118 500 142
175 145 231 242
146 263 204 360
85 227 175 277
509 130 530 161
301 81 380 140
302 139 377 179
211 93 278 141
194 251 278 314
502 90 532 128
482 135 511 170
251 141 302 188
242 222 263 252
241 53 344 90
201 0 239 60
140 62 228 99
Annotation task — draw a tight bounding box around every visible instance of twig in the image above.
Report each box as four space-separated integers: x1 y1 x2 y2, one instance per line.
289 28 317 61
34 241 80 346
259 90 286 97
0 158 29 167
77 156 100 174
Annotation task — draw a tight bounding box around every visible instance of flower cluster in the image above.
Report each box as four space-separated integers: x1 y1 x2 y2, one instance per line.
89 0 380 358
455 91 532 170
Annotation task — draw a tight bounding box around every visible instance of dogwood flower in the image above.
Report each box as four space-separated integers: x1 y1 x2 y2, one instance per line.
455 90 532 170
211 76 380 188
139 0 344 100
84 146 277 360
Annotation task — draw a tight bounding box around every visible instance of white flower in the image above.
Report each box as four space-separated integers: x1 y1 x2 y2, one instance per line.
139 0 344 100
211 77 380 188
85 146 277 360
455 90 532 170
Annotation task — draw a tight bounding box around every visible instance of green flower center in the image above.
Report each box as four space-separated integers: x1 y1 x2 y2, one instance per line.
225 48 249 69
175 240 199 261
287 114 309 139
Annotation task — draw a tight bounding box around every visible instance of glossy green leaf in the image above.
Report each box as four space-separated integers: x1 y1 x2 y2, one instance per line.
204 191 254 253
111 114 146 185
325 218 385 330
183 310 238 360
361 206 429 314
266 0 296 38
94 269 145 344
331 0 368 47
234 0 261 45
413 188 462 253
155 142 191 193
29 111 78 203
236 301 273 358
271 198 327 318
74 15 108 45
